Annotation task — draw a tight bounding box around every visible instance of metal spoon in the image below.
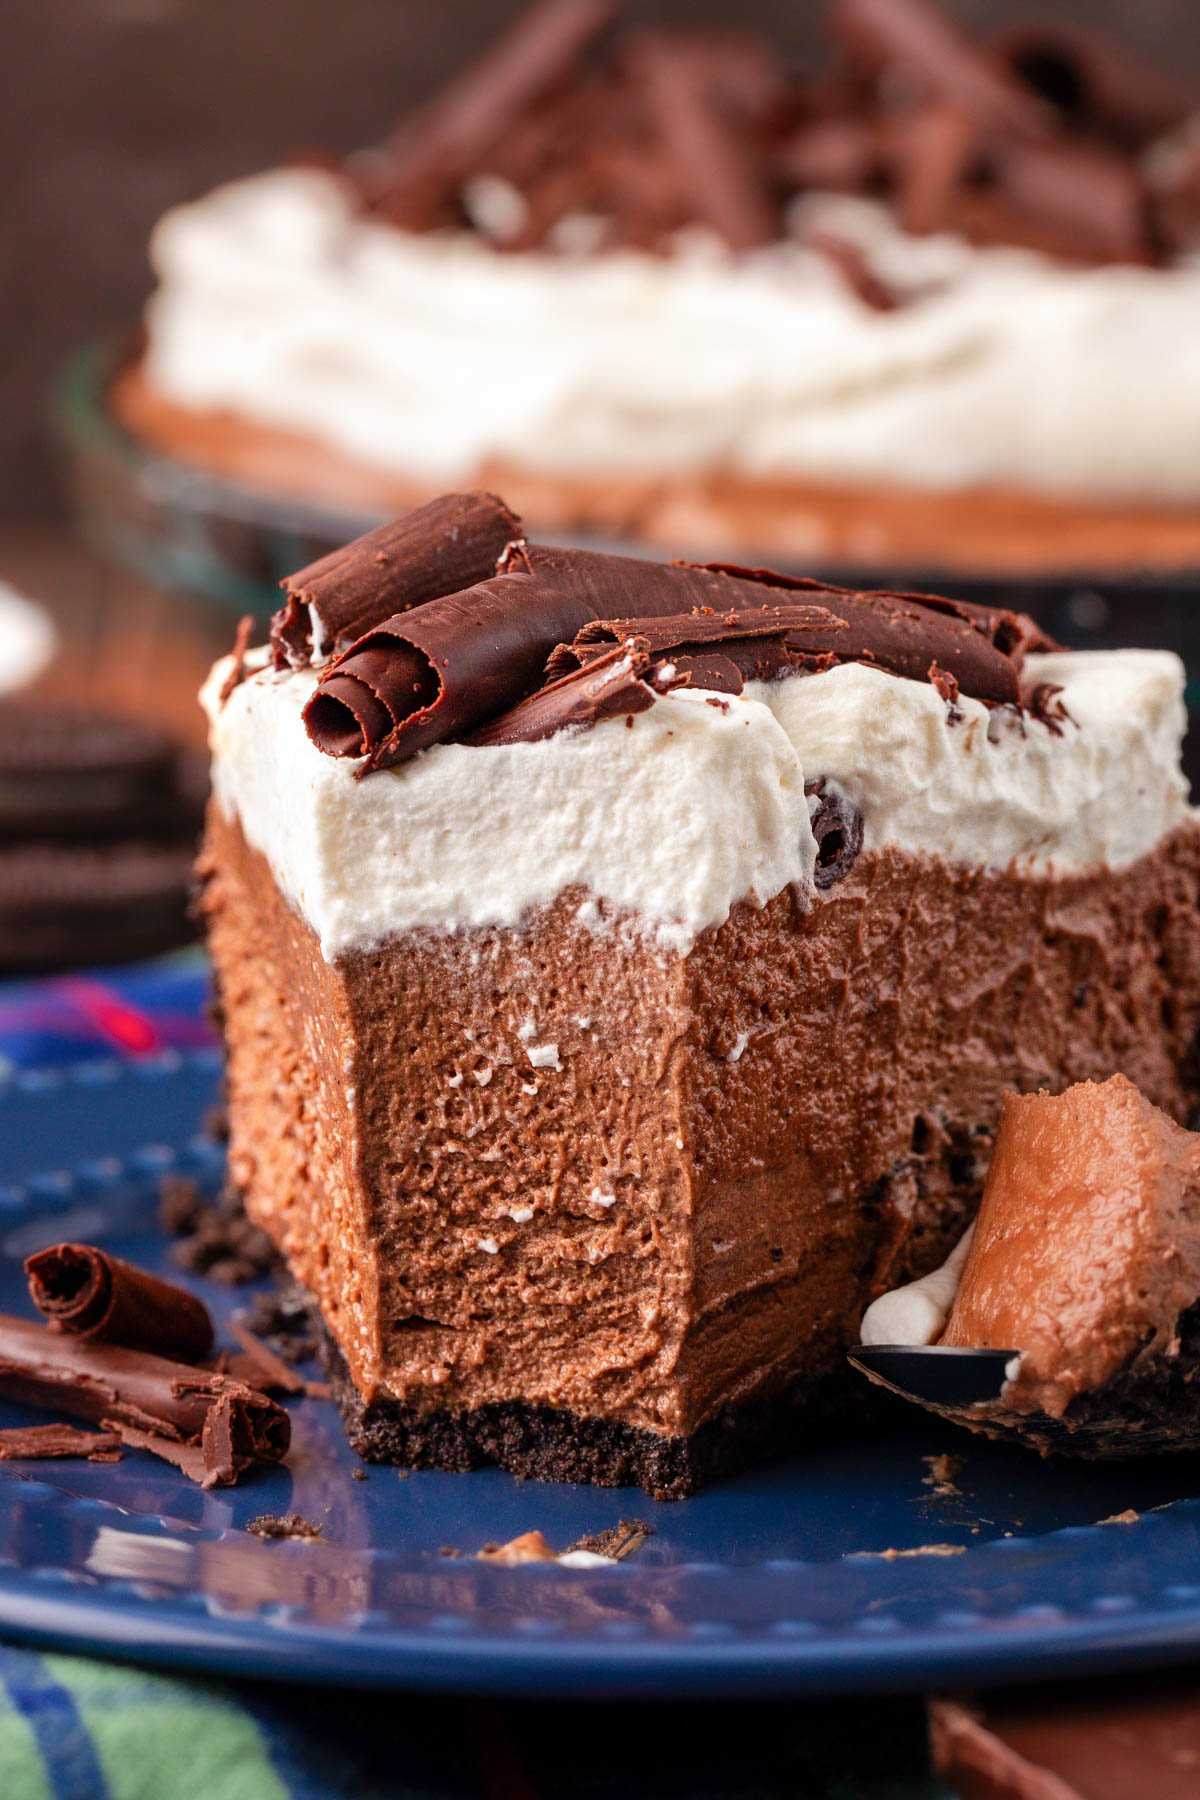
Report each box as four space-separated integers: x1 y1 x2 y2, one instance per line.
847 1344 1200 1457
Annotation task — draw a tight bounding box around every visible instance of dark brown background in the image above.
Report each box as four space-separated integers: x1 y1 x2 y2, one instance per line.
3 0 1197 519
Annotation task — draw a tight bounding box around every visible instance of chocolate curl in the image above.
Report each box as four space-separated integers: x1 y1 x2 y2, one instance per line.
547 603 848 692
889 105 979 235
271 492 522 669
701 565 1029 704
782 115 883 193
829 0 1049 138
995 21 1194 150
26 1243 215 1362
0 1312 289 1488
305 545 848 771
372 0 616 216
626 31 778 252
965 138 1153 265
469 638 658 746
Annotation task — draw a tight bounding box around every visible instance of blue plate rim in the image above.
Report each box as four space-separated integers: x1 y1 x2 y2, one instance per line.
1 1051 1200 1696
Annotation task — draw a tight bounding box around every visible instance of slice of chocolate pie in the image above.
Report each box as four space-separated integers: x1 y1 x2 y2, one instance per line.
198 495 1200 1496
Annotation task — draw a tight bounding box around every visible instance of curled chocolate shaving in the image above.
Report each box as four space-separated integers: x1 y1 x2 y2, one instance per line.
271 492 522 669
26 1243 215 1362
0 1312 289 1488
305 544 850 770
370 0 616 224
305 525 1047 767
218 616 255 704
806 779 864 889
469 638 657 746
626 31 776 252
829 0 1049 137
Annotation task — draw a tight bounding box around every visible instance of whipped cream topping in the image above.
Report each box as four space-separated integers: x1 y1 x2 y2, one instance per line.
860 1227 974 1347
0 581 56 696
203 662 814 958
147 170 1200 505
204 647 1190 959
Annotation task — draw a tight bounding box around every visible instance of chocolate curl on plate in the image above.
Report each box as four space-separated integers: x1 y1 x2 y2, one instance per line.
625 30 777 252
808 232 903 311
26 1244 215 1362
304 544 848 771
0 1312 289 1488
271 492 522 669
994 20 1194 150
371 0 616 218
470 637 658 746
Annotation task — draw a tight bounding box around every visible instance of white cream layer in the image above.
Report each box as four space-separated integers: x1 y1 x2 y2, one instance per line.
203 648 1189 960
147 170 1200 506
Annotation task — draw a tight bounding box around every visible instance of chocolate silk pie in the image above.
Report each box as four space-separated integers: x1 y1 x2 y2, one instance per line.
115 0 1200 577
198 494 1200 1497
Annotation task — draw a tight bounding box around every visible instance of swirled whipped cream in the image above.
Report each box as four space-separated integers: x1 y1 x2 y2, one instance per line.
202 647 1190 960
0 582 56 696
145 170 1200 505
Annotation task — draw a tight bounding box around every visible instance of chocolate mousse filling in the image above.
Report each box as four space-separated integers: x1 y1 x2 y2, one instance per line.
200 807 1200 1496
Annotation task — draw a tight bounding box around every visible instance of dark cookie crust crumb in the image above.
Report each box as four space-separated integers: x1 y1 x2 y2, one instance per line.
312 1307 847 1501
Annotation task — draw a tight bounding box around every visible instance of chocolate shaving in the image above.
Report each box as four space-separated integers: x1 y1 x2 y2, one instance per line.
26 1243 214 1362
469 637 657 746
306 543 849 770
370 0 616 223
333 0 1195 270
224 1321 330 1400
626 31 776 251
271 492 522 669
806 779 864 889
829 0 1049 137
218 616 255 704
0 1423 123 1461
0 1312 289 1488
809 231 902 311
305 526 1046 766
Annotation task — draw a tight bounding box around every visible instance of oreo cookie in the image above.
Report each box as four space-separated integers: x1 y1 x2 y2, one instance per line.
0 698 205 971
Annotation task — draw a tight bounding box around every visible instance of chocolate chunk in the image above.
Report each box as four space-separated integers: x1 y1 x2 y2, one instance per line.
271 492 522 669
26 1243 215 1363
806 780 864 889
0 1312 289 1488
829 0 1049 137
369 0 616 223
0 1423 123 1462
626 31 776 252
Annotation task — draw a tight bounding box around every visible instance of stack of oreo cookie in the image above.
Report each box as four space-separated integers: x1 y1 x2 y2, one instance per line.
0 700 204 970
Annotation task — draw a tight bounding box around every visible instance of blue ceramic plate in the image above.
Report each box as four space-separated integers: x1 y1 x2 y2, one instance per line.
2 1051 1200 1697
